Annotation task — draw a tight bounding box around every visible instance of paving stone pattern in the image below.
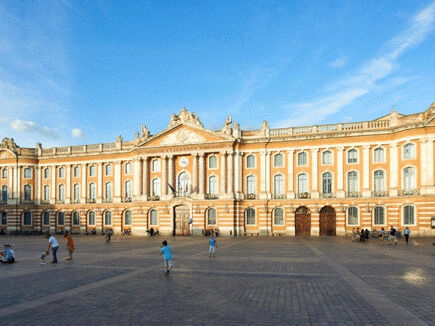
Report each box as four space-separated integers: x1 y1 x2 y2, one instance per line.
0 236 434 325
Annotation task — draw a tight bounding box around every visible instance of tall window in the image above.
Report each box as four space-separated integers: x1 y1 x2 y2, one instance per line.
105 164 112 176
298 152 307 166
104 211 112 225
322 151 332 164
73 166 80 177
246 175 256 194
274 153 283 167
207 208 217 225
403 205 415 225
1 185 7 202
44 168 50 179
124 210 132 226
89 165 96 177
125 181 132 198
152 178 160 196
125 162 132 174
298 174 308 193
322 172 332 194
152 159 160 172
58 167 65 178
89 183 96 199
24 184 32 201
374 206 385 225
24 168 32 179
208 176 218 195
246 155 255 168
105 182 112 200
209 156 217 169
73 184 80 201
149 209 158 225
347 171 358 192
88 211 96 225
44 185 50 201
273 207 284 225
43 211 50 226
374 170 385 192
403 167 416 190
246 208 256 225
2 168 7 179
58 184 65 201
347 207 358 225
57 212 65 225
403 143 415 159
274 174 284 196
23 211 32 225
347 149 358 163
374 148 385 163
1 212 7 225
72 211 80 226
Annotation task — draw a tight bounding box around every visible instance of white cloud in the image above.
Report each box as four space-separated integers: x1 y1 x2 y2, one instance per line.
71 128 83 138
9 119 59 138
328 54 349 68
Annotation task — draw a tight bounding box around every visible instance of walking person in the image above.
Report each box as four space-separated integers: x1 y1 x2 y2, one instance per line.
106 228 113 243
0 244 15 264
159 240 173 274
46 233 59 263
389 226 397 246
404 227 411 245
364 229 370 244
64 231 75 260
360 229 365 242
209 235 217 258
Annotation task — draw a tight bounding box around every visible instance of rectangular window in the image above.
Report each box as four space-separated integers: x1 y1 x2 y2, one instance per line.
23 212 32 225
43 212 50 226
403 206 415 225
24 168 32 179
374 148 385 163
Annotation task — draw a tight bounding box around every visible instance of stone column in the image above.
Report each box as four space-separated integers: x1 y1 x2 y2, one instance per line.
220 152 226 197
8 167 13 200
260 152 266 198
311 149 319 198
420 137 435 194
142 157 149 199
389 143 398 196
168 155 174 198
265 151 271 198
66 165 71 204
192 153 198 196
81 164 87 201
234 151 243 199
51 166 56 202
133 158 141 199
161 156 167 197
37 166 42 204
286 150 295 199
336 147 345 198
97 163 103 203
362 145 371 197
227 152 234 197
198 153 205 197
114 162 121 202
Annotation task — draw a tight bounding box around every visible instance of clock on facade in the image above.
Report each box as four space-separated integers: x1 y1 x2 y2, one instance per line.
179 157 189 167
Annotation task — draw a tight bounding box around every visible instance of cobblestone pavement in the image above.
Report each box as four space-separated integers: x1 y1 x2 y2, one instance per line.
0 235 434 325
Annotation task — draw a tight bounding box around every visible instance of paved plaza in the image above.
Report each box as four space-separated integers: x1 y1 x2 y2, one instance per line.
0 235 434 325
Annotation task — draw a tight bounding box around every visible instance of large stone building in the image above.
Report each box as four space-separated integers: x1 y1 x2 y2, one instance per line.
1 104 435 236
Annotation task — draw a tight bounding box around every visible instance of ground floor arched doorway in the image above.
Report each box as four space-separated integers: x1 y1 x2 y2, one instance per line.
174 205 190 236
295 206 311 236
319 206 336 236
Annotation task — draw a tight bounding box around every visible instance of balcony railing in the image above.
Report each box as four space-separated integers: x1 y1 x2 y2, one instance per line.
246 193 256 200
122 197 132 203
346 192 361 198
320 192 335 198
150 195 160 201
297 192 310 199
41 200 50 204
204 193 218 200
22 199 35 204
372 191 388 197
273 194 285 199
398 189 420 196
102 198 113 203
174 192 191 198
72 199 80 204
55 199 65 204
87 198 96 204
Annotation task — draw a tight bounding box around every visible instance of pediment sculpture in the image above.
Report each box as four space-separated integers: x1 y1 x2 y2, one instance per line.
168 107 204 128
160 129 205 146
0 137 18 152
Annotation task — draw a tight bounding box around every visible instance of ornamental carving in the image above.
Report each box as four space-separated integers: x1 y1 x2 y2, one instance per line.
168 107 204 128
160 129 205 146
0 137 18 152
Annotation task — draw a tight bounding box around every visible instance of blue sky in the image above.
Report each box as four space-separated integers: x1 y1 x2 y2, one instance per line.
0 0 434 147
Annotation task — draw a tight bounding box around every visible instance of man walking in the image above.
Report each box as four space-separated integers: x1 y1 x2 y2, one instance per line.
47 233 59 263
209 235 217 258
404 227 411 245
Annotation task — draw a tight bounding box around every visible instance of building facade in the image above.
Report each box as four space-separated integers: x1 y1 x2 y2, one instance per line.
1 105 435 236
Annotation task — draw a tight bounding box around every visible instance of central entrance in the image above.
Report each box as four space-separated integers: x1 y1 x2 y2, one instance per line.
174 205 190 236
295 206 311 236
319 206 336 236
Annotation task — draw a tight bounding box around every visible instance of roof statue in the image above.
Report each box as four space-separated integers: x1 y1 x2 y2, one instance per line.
0 137 18 152
221 115 233 135
141 124 150 138
168 107 204 128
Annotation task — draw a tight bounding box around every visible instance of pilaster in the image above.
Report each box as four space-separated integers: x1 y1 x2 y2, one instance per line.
286 150 295 199
336 147 345 198
362 145 371 197
389 143 398 196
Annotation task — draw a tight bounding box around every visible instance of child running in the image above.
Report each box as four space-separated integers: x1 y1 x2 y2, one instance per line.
40 251 49 264
64 231 75 261
159 240 173 274
209 235 216 258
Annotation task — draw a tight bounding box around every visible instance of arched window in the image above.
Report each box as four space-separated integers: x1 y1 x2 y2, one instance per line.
23 211 32 225
298 152 307 166
246 208 256 225
2 168 7 179
42 211 50 226
105 182 112 200
104 211 112 225
374 170 385 192
73 184 80 201
152 178 160 196
124 210 132 226
374 206 385 225
274 174 284 196
208 176 218 195
1 211 7 225
208 156 217 169
403 205 415 225
374 148 384 163
322 172 332 194
347 207 358 225
403 167 416 190
125 181 132 198
72 211 80 226
44 185 50 201
1 185 7 202
73 166 80 177
149 209 158 225
178 172 190 195
88 211 96 225
403 143 415 159
58 167 65 178
24 184 32 201
274 153 283 167
57 212 64 225
322 151 332 164
125 162 132 174
58 184 65 201
89 183 96 199
152 159 160 172
246 175 256 194
105 164 112 176
89 165 96 177
24 167 32 179
347 171 358 192
273 207 284 225
44 168 50 179
207 208 217 225
246 155 255 168
347 149 358 163
297 173 308 193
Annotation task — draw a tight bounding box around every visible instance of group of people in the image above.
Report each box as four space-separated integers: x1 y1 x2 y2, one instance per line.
352 226 411 245
41 231 75 264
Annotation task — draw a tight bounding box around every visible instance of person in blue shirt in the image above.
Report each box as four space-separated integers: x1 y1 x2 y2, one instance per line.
159 240 173 274
1 244 15 264
46 233 60 263
209 236 216 258
404 227 411 245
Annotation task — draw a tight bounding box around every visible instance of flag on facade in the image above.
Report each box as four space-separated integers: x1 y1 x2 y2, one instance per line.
168 183 176 193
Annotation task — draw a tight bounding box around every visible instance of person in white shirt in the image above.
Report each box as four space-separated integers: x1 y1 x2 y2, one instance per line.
46 233 59 264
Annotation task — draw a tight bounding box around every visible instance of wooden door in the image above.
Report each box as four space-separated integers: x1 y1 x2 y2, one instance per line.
295 206 311 236
174 205 190 236
319 206 336 236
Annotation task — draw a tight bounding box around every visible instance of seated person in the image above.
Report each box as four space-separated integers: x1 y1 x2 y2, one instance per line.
1 244 15 264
